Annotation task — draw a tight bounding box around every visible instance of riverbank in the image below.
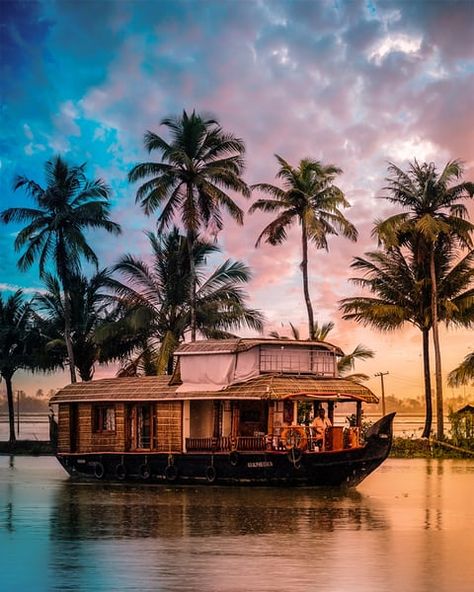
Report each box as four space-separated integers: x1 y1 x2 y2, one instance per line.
1 438 473 458
0 440 54 455
390 437 474 459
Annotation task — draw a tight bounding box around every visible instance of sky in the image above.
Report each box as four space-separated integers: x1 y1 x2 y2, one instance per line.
0 0 473 400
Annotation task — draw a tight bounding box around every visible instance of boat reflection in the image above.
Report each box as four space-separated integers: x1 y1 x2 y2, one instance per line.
50 482 388 541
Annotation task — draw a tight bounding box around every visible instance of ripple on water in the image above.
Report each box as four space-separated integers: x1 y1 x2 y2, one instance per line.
1 456 473 592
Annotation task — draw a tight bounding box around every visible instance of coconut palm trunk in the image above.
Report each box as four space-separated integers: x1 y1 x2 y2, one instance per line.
62 286 76 383
57 234 77 383
430 249 444 439
186 230 197 342
301 222 316 340
5 373 16 444
421 328 433 438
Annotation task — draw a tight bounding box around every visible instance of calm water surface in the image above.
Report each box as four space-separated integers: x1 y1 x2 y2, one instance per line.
0 456 473 592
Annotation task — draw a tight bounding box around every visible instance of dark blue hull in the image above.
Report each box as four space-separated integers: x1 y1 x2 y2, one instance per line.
57 414 395 488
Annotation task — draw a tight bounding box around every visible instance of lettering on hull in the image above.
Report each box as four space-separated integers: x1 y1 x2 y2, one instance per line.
247 461 273 468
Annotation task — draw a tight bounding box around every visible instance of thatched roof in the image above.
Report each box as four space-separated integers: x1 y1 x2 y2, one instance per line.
453 404 474 415
175 338 344 356
50 374 377 404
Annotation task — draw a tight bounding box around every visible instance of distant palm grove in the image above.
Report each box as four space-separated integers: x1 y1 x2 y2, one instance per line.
1 110 473 444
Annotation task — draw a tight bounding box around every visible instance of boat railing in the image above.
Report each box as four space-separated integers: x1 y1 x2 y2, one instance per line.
186 436 233 452
185 427 360 453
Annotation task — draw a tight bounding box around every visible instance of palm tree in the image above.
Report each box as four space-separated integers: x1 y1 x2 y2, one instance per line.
448 353 474 387
107 228 264 375
0 292 42 443
268 322 301 340
250 156 357 340
340 245 474 436
1 156 121 383
129 110 250 341
374 160 474 438
34 270 121 381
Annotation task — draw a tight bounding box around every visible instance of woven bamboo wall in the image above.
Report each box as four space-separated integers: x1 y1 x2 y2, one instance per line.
155 401 182 452
76 404 92 452
57 404 71 453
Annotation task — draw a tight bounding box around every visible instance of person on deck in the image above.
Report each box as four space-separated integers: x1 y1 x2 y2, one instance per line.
312 407 332 450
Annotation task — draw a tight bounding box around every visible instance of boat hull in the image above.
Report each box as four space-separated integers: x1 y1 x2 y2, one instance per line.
56 413 395 488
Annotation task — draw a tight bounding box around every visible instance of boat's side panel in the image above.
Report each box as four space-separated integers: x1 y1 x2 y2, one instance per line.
156 401 182 452
57 429 392 488
57 404 72 453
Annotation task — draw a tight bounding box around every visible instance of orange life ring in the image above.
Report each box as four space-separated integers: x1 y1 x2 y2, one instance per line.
280 426 308 451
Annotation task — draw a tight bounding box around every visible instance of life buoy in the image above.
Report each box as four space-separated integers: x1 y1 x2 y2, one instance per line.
139 463 151 480
206 466 217 483
229 451 240 467
115 463 127 480
280 426 308 451
94 461 105 479
165 464 178 482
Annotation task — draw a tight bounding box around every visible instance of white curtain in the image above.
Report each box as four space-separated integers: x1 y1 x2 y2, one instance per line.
234 349 260 383
177 354 236 392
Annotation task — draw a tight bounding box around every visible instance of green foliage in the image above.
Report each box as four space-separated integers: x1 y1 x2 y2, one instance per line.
1 155 121 382
0 290 55 442
448 352 474 387
34 270 121 381
448 407 474 449
107 227 264 376
130 110 250 232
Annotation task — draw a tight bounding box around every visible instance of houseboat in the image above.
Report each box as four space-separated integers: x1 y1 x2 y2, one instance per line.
50 338 395 487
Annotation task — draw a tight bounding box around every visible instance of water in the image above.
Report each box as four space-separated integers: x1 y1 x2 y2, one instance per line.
0 457 473 591
0 414 50 441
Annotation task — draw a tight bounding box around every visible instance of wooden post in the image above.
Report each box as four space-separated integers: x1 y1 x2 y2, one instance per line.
328 401 335 425
356 401 362 427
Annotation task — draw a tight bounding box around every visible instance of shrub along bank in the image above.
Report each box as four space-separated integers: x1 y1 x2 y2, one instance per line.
390 437 474 458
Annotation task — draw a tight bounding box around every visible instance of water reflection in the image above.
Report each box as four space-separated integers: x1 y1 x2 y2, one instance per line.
50 484 388 541
1 457 473 592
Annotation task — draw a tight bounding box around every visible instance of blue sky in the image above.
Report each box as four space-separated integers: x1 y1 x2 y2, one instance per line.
1 0 473 396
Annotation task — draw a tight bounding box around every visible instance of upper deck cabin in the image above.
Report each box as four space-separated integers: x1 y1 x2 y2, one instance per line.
175 338 343 392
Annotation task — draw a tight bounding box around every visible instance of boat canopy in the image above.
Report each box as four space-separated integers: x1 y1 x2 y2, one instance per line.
50 374 378 405
174 338 344 356
174 338 344 392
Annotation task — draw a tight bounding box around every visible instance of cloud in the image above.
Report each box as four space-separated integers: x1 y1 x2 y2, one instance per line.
0 283 44 295
1 0 473 396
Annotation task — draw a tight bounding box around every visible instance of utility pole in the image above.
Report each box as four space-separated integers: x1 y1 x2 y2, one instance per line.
16 390 20 437
374 372 389 416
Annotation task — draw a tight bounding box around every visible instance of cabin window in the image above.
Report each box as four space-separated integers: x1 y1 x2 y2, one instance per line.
93 405 116 433
260 346 311 373
312 351 335 375
283 400 294 424
259 346 336 376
